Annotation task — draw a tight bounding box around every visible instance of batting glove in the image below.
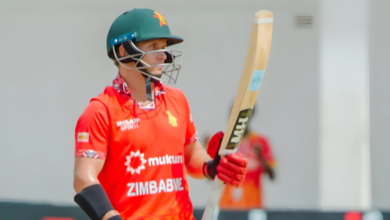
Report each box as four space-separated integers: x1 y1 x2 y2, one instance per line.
203 131 248 187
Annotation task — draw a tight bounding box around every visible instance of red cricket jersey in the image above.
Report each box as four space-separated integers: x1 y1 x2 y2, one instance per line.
219 133 275 210
75 84 197 220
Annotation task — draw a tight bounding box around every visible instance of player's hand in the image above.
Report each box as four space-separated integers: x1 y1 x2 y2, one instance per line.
264 165 275 180
203 131 248 187
217 153 248 187
253 144 276 180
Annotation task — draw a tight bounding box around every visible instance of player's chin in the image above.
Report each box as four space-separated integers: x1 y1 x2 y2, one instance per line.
150 69 163 76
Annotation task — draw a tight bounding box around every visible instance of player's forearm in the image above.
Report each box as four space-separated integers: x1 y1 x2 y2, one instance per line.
186 150 211 179
185 142 212 179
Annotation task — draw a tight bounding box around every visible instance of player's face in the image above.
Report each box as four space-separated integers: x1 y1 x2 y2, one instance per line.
136 39 168 76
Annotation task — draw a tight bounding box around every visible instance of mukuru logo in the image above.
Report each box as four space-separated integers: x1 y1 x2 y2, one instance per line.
125 151 184 175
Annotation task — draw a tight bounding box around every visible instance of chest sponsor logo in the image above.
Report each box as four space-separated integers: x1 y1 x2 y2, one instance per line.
125 151 183 175
117 118 140 131
148 155 183 166
125 150 147 174
127 178 184 197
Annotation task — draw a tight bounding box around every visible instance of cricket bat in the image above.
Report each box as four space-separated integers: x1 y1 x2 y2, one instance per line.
201 10 273 220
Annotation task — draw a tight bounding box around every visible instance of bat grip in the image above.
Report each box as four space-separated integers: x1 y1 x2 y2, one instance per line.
201 177 225 220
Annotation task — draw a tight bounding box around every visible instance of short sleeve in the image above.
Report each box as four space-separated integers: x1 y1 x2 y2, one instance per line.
75 100 110 159
258 136 276 167
182 95 198 146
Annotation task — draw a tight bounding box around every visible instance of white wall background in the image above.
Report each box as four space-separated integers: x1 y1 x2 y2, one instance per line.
0 0 348 210
369 0 390 211
319 0 371 210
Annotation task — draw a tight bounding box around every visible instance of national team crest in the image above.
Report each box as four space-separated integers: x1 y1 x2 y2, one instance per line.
125 150 147 174
166 111 178 127
153 11 168 27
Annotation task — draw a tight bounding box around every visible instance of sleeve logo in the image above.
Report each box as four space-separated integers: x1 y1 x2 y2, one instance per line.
77 132 89 142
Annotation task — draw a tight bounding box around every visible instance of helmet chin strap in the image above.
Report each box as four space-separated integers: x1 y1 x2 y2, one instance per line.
136 62 161 101
145 76 153 101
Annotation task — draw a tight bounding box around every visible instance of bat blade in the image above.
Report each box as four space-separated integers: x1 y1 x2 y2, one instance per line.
201 10 273 220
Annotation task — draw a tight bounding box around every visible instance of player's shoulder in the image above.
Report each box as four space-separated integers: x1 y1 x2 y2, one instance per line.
91 86 130 108
76 100 108 128
78 86 117 120
93 86 120 102
80 100 107 118
163 85 187 101
163 85 184 95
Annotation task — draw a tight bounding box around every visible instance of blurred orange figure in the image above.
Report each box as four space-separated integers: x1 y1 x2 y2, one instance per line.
204 106 276 210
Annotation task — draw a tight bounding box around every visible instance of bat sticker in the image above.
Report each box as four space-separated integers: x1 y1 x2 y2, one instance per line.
248 70 265 91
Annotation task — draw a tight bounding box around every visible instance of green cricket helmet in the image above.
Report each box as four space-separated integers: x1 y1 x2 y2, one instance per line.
106 9 183 101
107 8 183 54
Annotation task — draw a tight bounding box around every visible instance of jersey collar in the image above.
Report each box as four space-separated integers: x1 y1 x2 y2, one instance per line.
112 73 166 110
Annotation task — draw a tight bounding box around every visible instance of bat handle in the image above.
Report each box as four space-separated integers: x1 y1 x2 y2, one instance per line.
201 177 225 220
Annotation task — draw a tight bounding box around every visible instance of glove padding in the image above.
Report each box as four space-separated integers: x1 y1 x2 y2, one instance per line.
204 131 248 187
217 153 248 187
